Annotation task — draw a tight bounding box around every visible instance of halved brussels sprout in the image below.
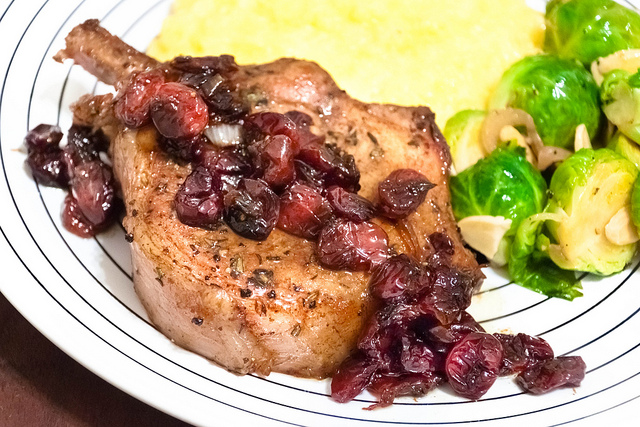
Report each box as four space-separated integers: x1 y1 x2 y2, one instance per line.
450 144 547 223
509 212 582 300
450 144 547 263
545 0 640 66
632 176 640 231
488 54 601 150
443 109 487 173
545 148 638 275
606 131 640 169
600 69 640 144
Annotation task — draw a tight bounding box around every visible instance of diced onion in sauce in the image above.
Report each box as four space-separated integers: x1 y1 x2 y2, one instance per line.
203 123 243 147
481 108 544 156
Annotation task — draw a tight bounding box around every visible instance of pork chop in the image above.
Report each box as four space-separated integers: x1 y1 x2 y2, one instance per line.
55 20 483 378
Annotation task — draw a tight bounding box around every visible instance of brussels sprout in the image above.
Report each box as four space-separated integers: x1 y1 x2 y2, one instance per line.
443 109 487 173
545 148 638 275
545 0 640 66
450 144 547 263
509 212 583 300
606 131 640 169
600 69 640 144
488 55 601 150
632 176 640 230
450 144 547 223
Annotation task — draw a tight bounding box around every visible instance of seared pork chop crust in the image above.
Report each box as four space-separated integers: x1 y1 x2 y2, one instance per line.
61 20 483 378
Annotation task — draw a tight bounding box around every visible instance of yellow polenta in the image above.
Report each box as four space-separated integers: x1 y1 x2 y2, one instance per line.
147 0 544 127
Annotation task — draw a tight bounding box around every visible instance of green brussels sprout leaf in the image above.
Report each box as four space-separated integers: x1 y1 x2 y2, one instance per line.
508 212 583 300
450 143 547 264
545 0 640 65
489 55 601 150
443 109 487 173
450 143 547 226
545 148 638 275
601 69 640 144
606 131 640 169
631 176 640 231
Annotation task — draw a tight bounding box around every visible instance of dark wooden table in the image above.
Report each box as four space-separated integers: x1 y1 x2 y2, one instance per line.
0 292 192 427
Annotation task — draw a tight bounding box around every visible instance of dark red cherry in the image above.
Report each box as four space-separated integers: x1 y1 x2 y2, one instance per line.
24 124 63 151
259 134 296 191
367 372 443 408
170 55 238 76
378 169 434 219
277 183 333 239
297 143 360 192
326 185 375 222
69 160 116 228
174 165 223 228
294 160 325 190
416 263 476 325
202 81 248 120
356 310 404 369
199 147 252 176
114 69 166 128
369 254 421 302
399 334 436 374
317 219 389 271
62 194 96 238
63 125 109 169
330 354 378 404
243 112 300 149
428 311 484 344
284 110 313 128
494 333 554 376
223 178 280 240
26 147 68 188
516 356 586 395
151 82 209 139
445 332 503 400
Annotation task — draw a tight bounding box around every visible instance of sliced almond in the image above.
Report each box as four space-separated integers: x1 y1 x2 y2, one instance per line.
574 124 592 151
605 206 640 245
458 215 512 265
537 145 572 171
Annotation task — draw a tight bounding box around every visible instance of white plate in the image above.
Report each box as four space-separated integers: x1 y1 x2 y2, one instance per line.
2 0 640 425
